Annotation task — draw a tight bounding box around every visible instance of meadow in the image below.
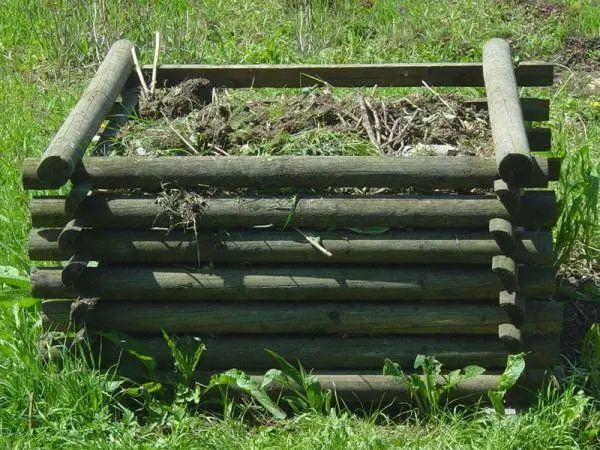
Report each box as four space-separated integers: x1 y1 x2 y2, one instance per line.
1 1 599 447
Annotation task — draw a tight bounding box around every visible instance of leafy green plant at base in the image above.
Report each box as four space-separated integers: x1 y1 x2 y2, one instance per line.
262 349 333 415
161 330 206 388
207 369 287 420
487 353 526 416
383 355 485 418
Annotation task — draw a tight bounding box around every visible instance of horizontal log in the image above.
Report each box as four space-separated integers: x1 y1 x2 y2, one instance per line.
42 298 563 335
91 333 561 370
252 372 545 404
141 62 553 88
21 156 559 191
29 191 558 230
28 228 554 265
466 98 549 121
31 265 556 301
36 40 134 187
483 38 533 186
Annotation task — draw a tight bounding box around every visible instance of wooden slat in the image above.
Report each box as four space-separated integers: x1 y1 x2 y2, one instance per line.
141 62 553 88
21 155 558 191
28 228 554 265
527 128 552 152
466 98 550 121
28 191 558 230
31 265 556 301
42 298 563 335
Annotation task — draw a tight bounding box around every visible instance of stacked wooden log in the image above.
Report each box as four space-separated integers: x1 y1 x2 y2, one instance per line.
24 38 562 403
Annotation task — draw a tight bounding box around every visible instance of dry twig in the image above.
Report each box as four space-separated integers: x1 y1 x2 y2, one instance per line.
131 46 150 99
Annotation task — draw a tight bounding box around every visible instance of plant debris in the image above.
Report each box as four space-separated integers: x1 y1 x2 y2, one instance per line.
139 77 213 119
119 85 492 157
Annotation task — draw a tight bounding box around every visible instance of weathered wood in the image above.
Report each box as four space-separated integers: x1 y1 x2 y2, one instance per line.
251 372 542 404
492 255 518 292
41 298 563 335
31 265 556 301
483 38 533 185
141 62 553 88
57 219 84 253
92 85 140 157
61 254 89 287
21 156 558 191
499 323 523 351
499 290 526 326
64 182 92 216
29 191 558 230
466 98 550 121
28 228 554 265
36 40 134 187
527 128 552 152
494 179 521 216
489 218 516 255
91 333 561 370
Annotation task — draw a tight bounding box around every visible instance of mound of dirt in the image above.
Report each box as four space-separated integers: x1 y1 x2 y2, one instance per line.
140 78 213 119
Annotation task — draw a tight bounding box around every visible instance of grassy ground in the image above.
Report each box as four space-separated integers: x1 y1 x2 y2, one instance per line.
1 0 600 447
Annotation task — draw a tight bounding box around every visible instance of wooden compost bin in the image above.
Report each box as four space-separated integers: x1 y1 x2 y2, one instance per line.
24 38 563 404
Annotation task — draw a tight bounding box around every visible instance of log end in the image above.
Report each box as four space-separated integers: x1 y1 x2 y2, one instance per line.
36 156 72 188
499 323 523 351
484 38 510 56
498 153 533 186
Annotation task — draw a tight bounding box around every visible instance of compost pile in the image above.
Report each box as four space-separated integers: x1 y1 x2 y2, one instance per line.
116 78 492 159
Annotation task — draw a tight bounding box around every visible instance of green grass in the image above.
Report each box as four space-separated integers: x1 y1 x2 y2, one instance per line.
1 0 600 447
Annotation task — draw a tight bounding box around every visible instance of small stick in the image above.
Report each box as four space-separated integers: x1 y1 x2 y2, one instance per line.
161 111 197 154
366 98 382 146
151 31 160 96
359 96 380 153
293 227 332 257
421 80 456 115
131 46 150 98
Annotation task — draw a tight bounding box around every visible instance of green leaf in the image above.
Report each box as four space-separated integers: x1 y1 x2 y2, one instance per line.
0 266 29 290
488 390 505 416
210 369 287 420
463 365 486 379
265 349 304 387
498 353 525 391
444 369 462 389
0 292 38 309
383 358 403 378
261 368 288 389
413 354 427 370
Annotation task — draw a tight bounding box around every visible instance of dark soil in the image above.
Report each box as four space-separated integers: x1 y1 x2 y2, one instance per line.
140 78 213 119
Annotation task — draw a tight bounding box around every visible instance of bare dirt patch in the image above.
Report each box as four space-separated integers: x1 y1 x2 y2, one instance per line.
559 36 600 69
